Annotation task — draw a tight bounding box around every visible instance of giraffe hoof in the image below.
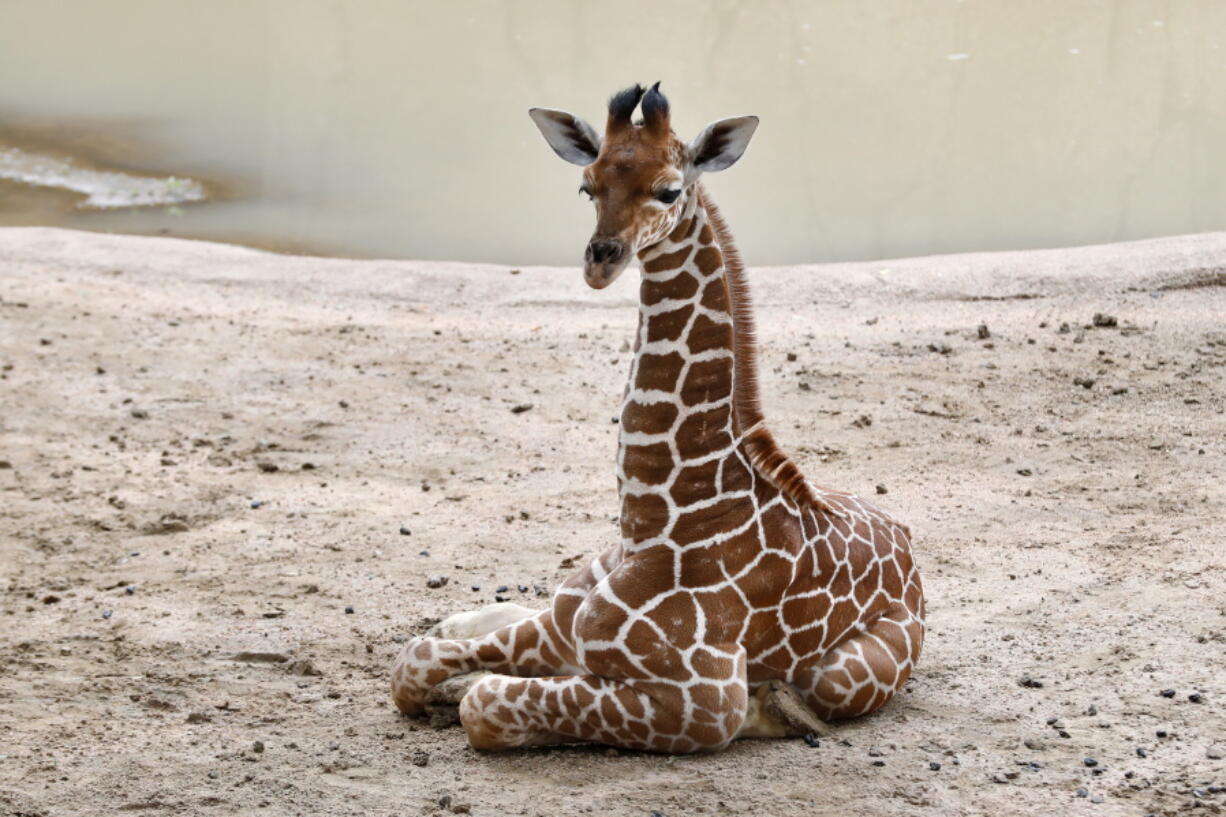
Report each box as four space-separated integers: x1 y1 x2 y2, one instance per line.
422 671 490 726
761 680 832 738
427 704 461 728
426 671 491 706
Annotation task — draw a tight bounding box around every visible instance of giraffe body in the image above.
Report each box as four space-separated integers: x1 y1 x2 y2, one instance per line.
391 85 924 753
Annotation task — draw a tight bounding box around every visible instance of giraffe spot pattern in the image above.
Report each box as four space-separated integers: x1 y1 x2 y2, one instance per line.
391 182 925 752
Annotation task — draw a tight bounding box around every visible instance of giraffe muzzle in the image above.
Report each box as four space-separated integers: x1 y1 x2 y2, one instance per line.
583 238 629 289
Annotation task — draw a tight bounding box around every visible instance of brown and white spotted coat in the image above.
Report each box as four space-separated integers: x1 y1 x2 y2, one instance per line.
391 84 925 753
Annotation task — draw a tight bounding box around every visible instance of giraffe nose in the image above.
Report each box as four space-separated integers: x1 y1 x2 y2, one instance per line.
586 239 624 265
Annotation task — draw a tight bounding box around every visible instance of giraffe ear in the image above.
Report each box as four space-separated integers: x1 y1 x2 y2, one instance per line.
528 108 602 166
688 116 760 173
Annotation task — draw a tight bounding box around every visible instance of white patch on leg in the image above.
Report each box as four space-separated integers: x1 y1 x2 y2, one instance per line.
425 602 540 640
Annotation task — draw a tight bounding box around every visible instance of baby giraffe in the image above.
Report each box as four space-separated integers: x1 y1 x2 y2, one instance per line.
391 83 925 753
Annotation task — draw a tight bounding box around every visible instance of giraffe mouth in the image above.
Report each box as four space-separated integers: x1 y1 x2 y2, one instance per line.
584 236 630 289
583 258 630 289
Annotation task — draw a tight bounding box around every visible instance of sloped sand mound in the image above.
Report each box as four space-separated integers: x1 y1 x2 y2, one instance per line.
1 227 1223 816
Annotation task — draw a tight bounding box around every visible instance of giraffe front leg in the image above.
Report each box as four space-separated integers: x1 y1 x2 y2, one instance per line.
425 601 540 640
418 603 551 723
458 668 749 753
390 608 578 717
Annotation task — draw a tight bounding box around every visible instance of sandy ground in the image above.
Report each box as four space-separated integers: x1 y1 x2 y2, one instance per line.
1 226 1224 817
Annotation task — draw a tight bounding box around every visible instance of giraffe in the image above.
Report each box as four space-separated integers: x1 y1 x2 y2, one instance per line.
390 83 925 753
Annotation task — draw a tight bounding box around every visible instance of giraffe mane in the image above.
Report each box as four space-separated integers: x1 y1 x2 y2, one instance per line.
697 184 840 515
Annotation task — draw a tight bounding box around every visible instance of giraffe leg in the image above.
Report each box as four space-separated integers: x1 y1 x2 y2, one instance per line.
390 608 579 717
458 670 749 753
425 601 540 640
423 604 552 716
392 545 625 717
794 602 925 720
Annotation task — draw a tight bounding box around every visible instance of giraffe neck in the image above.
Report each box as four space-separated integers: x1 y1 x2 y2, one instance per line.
617 186 744 548
616 185 833 549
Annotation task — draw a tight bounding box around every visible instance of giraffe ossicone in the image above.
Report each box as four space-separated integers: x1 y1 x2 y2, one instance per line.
391 83 925 753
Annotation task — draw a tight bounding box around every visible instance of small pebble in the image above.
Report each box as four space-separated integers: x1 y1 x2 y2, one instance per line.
875 484 888 495
517 585 528 593
1207 745 1224 760
1156 730 1168 738
802 732 820 748
1083 757 1098 767
426 575 449 589
410 749 428 767
494 594 509 603
102 609 113 619
1019 675 1043 688
250 500 264 509
1075 788 1089 798
1188 693 1203 703
125 585 136 595
929 761 941 771
399 526 411 536
1136 747 1148 758
871 760 885 767
344 606 354 614
1160 689 1176 698
252 740 264 753
496 585 509 593
510 403 533 414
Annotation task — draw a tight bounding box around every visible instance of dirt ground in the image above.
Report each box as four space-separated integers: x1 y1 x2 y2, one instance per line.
1 226 1224 817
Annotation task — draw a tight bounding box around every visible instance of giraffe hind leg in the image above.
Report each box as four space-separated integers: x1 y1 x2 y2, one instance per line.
796 602 924 720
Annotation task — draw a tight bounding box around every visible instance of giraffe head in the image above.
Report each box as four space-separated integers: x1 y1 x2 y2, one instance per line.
529 83 759 289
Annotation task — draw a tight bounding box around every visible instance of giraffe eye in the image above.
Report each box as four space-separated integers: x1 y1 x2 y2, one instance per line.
656 188 681 204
